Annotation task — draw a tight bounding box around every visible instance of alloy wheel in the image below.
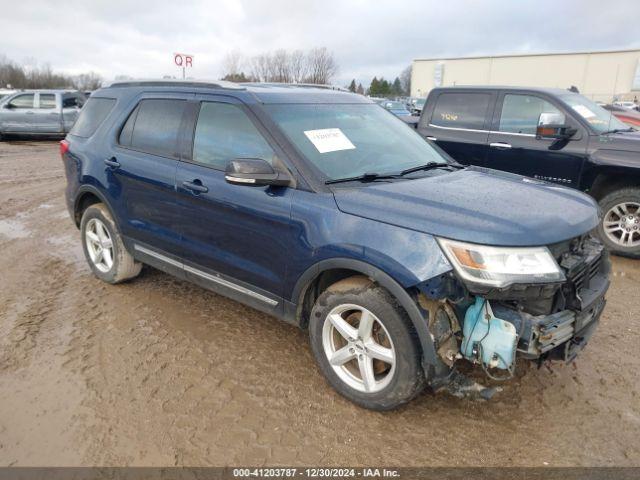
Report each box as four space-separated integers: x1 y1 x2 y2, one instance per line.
322 303 396 393
603 202 640 248
85 218 114 273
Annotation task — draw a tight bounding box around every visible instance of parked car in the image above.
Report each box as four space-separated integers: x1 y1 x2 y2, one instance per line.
379 100 411 117
418 86 640 258
602 103 640 128
0 88 16 100
0 89 86 138
62 80 609 410
612 101 638 111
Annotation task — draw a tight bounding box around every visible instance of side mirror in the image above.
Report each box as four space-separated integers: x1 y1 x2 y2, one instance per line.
225 158 291 187
536 112 577 140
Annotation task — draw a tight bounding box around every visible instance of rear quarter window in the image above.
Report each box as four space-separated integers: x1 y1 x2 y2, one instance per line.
69 97 116 138
431 92 491 130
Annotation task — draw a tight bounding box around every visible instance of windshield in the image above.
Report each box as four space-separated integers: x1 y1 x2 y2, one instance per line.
559 93 630 133
265 104 448 182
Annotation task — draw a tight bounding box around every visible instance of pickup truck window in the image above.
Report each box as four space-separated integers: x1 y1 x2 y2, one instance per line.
558 93 628 134
39 94 56 109
499 94 563 135
193 102 276 170
62 94 85 109
431 93 491 130
8 94 34 109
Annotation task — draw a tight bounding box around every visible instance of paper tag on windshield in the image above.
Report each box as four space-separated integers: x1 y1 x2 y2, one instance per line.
304 128 356 154
572 105 596 118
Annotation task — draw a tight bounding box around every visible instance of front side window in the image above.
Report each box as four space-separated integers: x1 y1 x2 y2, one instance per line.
192 102 276 170
8 94 34 109
121 99 186 158
266 103 447 181
559 92 629 134
431 93 491 130
499 94 564 135
39 94 56 109
62 94 85 109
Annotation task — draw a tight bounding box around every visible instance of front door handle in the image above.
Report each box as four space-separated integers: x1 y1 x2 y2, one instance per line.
104 157 120 168
182 180 209 194
426 136 437 141
489 142 512 149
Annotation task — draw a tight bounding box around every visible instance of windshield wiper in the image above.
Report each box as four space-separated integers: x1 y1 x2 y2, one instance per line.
325 172 403 185
601 127 635 135
399 161 462 176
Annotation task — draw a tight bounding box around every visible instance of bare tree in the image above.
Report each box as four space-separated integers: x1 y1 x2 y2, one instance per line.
0 54 102 89
73 72 103 91
400 64 412 96
222 51 244 78
289 49 308 83
304 47 338 84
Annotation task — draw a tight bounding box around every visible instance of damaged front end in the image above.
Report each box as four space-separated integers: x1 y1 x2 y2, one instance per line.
416 233 610 399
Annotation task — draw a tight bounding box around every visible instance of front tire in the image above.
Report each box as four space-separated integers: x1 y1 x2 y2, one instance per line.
309 276 425 410
80 203 142 283
597 187 640 258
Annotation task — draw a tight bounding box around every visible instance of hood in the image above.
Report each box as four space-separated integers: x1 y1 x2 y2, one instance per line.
332 167 599 247
594 130 640 154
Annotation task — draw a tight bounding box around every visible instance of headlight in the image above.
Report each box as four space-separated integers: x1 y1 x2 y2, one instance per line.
437 238 565 288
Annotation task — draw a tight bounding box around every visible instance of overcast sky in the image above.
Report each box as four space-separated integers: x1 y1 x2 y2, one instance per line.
1 0 639 87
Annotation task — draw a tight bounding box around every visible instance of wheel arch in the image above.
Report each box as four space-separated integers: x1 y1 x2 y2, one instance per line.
73 185 120 229
290 258 449 381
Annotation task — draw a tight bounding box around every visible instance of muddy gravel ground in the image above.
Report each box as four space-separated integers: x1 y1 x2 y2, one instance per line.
0 140 638 467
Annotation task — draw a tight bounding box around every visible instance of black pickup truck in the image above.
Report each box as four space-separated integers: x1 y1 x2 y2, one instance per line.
417 86 640 257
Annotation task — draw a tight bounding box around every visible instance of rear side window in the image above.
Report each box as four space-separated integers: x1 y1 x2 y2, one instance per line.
7 94 34 109
39 94 56 109
431 93 491 130
192 102 275 170
119 99 186 158
498 94 564 135
70 97 116 138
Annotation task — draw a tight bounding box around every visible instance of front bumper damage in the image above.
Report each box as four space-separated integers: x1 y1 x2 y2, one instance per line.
417 234 610 399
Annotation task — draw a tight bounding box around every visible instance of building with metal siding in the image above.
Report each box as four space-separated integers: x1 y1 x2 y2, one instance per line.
411 49 640 102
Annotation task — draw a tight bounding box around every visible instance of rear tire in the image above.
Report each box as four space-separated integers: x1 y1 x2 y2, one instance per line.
80 203 142 283
309 276 425 410
597 187 640 258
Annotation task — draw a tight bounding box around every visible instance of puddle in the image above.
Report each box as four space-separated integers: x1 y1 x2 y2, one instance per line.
0 218 30 239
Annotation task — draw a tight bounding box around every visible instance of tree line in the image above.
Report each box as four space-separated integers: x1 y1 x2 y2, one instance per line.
347 65 412 98
0 55 103 91
222 47 338 85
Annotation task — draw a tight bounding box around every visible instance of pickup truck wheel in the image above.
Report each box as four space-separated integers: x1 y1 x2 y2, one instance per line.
80 203 142 283
309 277 425 410
598 187 640 258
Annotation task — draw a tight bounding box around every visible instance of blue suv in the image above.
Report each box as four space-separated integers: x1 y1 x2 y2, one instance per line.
62 80 610 410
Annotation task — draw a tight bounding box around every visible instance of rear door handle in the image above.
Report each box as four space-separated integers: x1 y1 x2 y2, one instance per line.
182 180 209 194
104 157 120 168
426 136 437 141
489 142 512 149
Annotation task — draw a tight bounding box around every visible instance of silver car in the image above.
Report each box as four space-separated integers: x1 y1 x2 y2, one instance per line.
0 90 86 137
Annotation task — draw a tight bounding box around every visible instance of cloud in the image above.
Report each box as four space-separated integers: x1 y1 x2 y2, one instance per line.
0 0 638 86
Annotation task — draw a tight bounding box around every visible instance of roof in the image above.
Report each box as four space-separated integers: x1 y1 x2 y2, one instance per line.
431 85 577 95
101 79 371 104
414 47 640 63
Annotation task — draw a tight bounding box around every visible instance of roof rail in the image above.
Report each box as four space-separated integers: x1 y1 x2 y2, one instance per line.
105 79 245 90
243 82 350 92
